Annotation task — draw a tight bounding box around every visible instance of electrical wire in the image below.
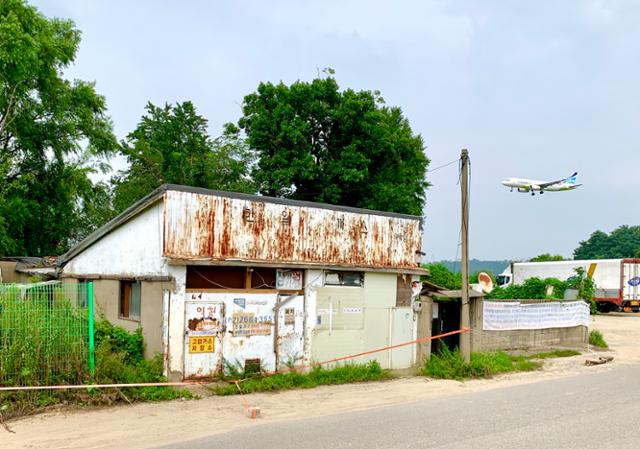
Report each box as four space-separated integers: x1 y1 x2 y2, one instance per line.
427 158 459 174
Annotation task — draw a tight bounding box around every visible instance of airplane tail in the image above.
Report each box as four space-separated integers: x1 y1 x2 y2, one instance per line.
565 172 578 186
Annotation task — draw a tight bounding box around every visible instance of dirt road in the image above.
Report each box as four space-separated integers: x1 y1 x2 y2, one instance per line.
2 314 638 449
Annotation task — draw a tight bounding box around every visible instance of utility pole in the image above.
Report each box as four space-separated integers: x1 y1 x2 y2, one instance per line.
460 149 471 363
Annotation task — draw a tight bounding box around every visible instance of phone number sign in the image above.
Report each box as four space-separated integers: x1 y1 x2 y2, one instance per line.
189 336 215 353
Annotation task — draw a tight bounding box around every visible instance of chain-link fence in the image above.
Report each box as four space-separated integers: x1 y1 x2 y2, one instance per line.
0 282 94 386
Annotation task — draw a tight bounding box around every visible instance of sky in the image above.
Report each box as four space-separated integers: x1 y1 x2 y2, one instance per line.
31 0 640 262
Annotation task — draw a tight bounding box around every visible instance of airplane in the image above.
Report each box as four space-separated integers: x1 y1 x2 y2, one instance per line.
502 172 581 196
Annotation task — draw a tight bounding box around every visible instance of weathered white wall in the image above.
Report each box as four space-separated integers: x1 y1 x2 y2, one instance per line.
63 202 166 277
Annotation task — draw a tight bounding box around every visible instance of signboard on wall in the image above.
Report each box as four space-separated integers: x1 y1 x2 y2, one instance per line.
276 270 303 290
232 311 272 336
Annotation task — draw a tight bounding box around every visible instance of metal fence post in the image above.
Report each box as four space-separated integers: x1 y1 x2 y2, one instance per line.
88 282 95 378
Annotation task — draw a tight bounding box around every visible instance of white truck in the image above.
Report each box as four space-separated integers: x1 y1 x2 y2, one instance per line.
496 259 640 312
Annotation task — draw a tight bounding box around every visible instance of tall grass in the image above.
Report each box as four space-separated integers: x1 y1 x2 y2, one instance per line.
211 361 392 395
422 346 540 380
0 284 89 386
589 330 608 348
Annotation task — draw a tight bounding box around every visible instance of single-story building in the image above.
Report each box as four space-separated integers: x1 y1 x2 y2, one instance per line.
57 184 427 379
0 257 57 283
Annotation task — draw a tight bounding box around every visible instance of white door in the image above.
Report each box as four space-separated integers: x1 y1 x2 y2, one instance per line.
184 297 225 378
390 307 414 369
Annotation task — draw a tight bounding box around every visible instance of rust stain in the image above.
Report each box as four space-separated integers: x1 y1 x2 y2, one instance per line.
162 190 423 269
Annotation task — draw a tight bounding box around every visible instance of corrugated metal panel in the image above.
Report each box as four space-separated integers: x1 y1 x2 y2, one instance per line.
162 190 423 269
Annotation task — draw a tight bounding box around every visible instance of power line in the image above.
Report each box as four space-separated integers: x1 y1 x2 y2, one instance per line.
427 158 459 174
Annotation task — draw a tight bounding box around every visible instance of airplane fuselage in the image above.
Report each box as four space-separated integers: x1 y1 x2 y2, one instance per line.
502 177 581 194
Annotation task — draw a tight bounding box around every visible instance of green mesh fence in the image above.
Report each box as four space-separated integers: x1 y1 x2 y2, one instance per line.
0 282 94 386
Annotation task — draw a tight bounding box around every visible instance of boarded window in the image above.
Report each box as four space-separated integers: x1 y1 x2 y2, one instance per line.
186 266 246 289
120 280 141 321
250 268 276 289
396 274 412 307
324 271 364 287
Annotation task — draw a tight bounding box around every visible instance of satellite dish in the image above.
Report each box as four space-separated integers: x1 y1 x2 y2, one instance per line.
478 272 494 293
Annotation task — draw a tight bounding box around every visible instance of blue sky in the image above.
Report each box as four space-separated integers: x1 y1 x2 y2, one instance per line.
32 0 640 261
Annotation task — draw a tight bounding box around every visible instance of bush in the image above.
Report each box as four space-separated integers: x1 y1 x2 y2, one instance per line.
422 346 540 380
94 320 145 364
589 330 608 348
211 361 391 395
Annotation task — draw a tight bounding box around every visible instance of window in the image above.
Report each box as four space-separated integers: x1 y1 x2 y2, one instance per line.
324 271 364 287
186 266 279 290
78 279 94 308
120 280 141 321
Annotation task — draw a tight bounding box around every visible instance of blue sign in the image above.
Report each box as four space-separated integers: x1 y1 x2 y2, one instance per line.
629 277 640 287
233 298 246 309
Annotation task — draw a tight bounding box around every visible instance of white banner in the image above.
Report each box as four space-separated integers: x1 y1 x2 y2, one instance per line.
483 300 590 331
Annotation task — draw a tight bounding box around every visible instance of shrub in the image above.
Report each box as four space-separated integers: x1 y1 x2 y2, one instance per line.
422 346 540 380
589 330 608 348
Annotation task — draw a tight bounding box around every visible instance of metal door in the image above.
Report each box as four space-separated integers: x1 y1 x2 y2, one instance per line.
276 294 304 369
184 297 225 378
390 307 414 369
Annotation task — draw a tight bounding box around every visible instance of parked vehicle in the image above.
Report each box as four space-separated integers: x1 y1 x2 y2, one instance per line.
496 259 640 312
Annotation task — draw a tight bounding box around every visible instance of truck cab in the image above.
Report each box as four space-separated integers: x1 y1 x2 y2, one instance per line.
496 268 513 287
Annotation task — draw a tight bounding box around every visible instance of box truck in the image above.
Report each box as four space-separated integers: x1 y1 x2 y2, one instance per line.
496 259 640 312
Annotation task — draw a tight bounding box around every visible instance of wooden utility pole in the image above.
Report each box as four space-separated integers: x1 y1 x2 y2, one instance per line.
460 149 471 363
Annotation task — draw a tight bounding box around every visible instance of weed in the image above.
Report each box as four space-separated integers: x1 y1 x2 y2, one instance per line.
210 361 391 395
422 346 541 380
589 330 608 348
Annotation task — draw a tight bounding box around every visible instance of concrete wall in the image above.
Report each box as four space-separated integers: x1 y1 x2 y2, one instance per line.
0 261 33 283
415 297 433 363
470 297 589 352
64 278 165 359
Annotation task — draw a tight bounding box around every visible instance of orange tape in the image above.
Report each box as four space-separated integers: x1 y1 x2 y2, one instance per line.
315 327 470 367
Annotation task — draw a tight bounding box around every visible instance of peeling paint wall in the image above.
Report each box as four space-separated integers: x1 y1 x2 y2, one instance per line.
180 291 305 377
163 190 423 269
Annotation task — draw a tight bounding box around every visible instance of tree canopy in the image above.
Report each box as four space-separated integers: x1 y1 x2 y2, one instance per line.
112 101 255 213
529 253 565 262
0 0 117 256
233 76 429 216
573 225 640 260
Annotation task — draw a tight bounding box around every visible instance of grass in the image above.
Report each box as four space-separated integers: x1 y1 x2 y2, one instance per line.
528 349 581 359
211 361 392 395
589 330 608 348
422 347 541 381
1 317 193 421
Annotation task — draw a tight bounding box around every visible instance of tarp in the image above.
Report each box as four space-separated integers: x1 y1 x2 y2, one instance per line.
483 300 590 331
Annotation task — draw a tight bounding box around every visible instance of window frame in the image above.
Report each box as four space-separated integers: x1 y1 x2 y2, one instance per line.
119 280 141 321
323 270 365 287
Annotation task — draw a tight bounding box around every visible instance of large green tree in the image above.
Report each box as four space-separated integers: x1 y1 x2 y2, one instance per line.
0 0 117 256
529 253 564 262
573 225 640 259
233 76 429 215
112 101 255 212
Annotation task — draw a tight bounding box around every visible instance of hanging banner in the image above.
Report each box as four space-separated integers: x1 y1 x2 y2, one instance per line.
483 300 590 331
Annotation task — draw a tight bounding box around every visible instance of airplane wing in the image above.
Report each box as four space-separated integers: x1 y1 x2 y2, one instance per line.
538 172 578 189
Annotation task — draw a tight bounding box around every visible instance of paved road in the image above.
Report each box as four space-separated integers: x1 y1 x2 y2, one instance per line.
158 365 639 449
